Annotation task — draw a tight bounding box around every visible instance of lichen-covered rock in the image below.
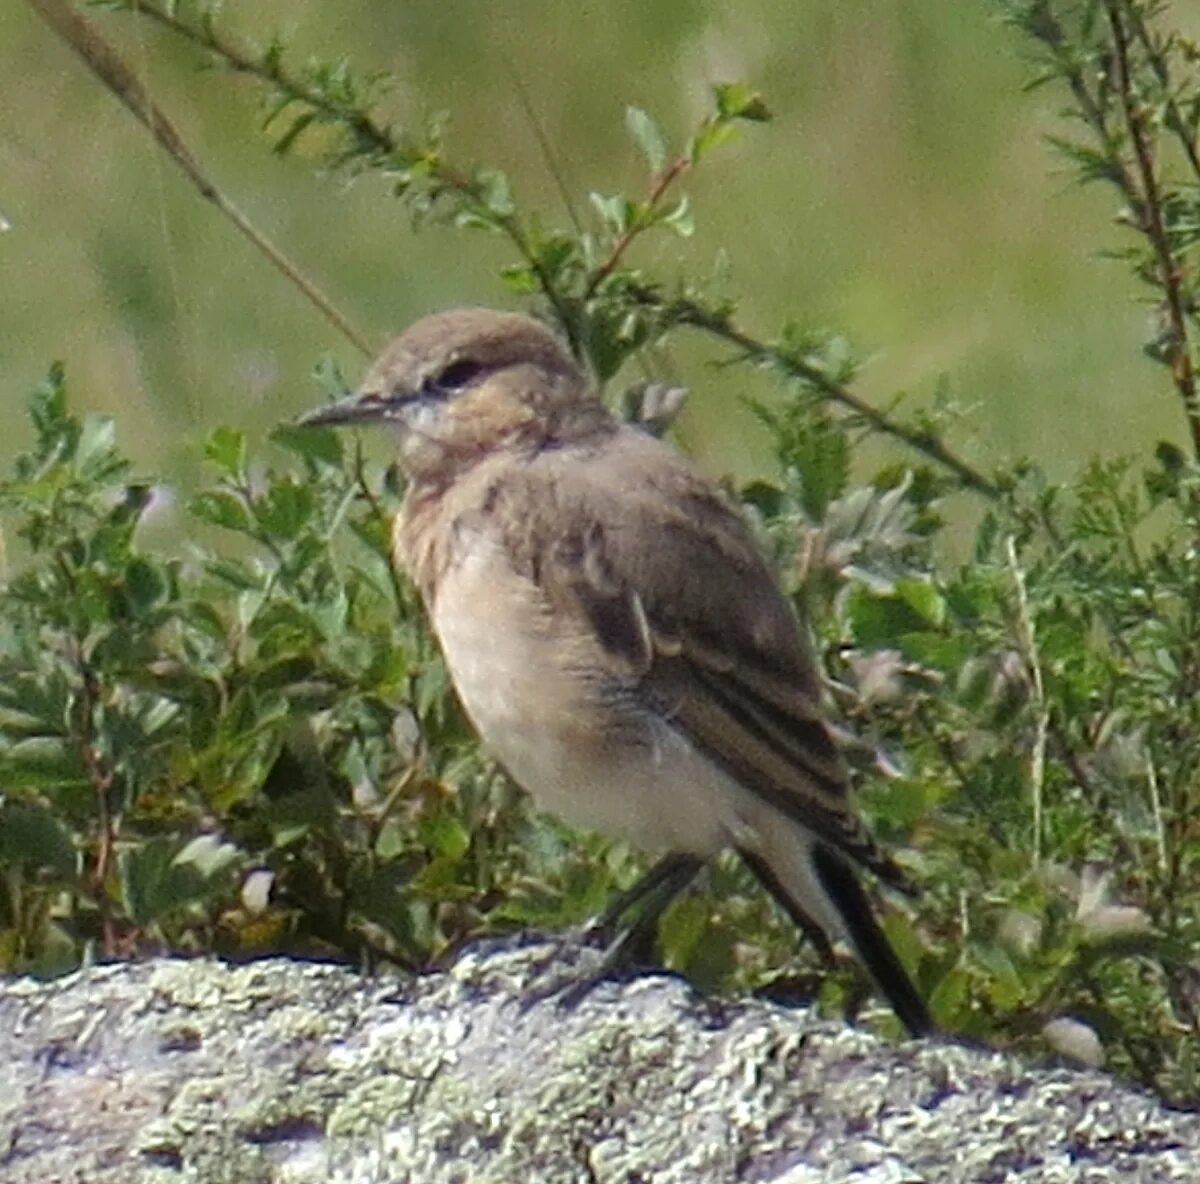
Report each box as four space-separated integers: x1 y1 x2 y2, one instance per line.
0 941 1195 1182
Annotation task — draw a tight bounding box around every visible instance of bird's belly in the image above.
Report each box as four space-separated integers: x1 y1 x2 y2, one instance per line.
429 544 730 854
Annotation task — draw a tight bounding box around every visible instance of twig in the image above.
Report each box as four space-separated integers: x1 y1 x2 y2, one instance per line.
105 0 583 357
584 155 690 300
1105 1 1200 459
644 292 1004 499
1128 8 1200 187
1045 719 1142 870
1006 535 1048 866
1145 749 1168 877
1024 4 1142 186
350 436 410 615
71 647 119 956
28 0 374 357
1031 2 1200 459
131 0 395 156
912 701 1011 847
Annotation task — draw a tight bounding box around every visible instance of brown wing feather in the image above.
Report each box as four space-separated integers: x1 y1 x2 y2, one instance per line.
490 426 906 888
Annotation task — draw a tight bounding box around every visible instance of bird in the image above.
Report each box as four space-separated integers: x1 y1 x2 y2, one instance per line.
300 306 932 1036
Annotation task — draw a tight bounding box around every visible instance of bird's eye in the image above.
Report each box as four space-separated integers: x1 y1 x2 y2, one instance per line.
434 359 484 392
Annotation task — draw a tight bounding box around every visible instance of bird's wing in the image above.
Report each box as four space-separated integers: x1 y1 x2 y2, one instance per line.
497 427 905 887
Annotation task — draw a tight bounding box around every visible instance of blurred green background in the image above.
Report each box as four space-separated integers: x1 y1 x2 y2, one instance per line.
4 1 1196 490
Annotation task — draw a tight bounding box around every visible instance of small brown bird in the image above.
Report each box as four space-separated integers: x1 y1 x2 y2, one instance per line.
302 307 931 1035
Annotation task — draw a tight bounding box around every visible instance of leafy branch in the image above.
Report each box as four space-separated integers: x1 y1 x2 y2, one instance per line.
1105 1 1200 455
75 0 999 500
1004 0 1200 458
638 290 1006 499
29 0 373 355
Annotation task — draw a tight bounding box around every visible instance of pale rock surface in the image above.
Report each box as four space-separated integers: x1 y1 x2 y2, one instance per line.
0 940 1196 1182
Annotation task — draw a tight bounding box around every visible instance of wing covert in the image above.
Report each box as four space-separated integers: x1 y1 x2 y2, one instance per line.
491 427 904 885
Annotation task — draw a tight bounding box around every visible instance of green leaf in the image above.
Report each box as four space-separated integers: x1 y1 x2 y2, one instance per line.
119 839 177 925
973 943 1026 1010
626 105 667 173
255 479 315 539
475 168 514 217
895 578 946 628
793 419 850 519
661 196 694 237
204 426 248 479
123 557 169 614
249 600 324 654
687 121 735 163
927 964 970 1025
138 696 183 738
418 810 470 861
203 556 267 591
498 263 540 294
712 82 772 123
845 586 934 647
29 363 80 460
658 891 713 970
69 415 127 489
190 489 253 533
0 737 88 790
272 110 317 155
900 632 968 671
0 801 77 877
739 478 788 519
589 191 634 236
271 424 344 468
120 837 238 926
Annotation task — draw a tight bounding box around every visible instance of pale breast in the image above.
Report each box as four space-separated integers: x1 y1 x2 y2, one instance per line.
427 529 732 855
430 534 593 767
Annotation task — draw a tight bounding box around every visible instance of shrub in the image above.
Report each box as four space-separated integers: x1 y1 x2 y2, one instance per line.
7 0 1200 1105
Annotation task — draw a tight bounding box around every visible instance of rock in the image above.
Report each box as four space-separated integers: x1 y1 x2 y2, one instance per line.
0 940 1195 1182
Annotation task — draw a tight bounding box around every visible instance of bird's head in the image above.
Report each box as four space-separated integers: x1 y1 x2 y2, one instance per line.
300 308 607 482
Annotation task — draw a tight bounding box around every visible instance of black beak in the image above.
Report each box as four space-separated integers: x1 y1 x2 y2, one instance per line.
298 392 394 428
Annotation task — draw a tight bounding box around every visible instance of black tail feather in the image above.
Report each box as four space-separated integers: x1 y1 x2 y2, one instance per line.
811 844 933 1037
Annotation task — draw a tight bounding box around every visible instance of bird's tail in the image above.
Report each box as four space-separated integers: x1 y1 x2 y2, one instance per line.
809 843 932 1037
740 822 932 1037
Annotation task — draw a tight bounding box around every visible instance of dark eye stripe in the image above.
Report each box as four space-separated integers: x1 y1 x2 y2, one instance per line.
435 359 484 392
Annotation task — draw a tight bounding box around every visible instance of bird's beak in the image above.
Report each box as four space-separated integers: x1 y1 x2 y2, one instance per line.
298 390 396 428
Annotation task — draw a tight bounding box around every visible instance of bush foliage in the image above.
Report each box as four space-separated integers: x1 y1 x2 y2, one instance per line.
7 0 1200 1105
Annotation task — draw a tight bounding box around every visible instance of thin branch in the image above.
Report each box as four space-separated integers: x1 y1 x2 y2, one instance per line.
351 436 409 615
1042 719 1138 872
1105 0 1200 459
641 292 1004 499
1017 2 1200 457
69 641 119 956
1128 8 1200 187
1145 749 1169 877
106 0 583 356
131 0 396 157
1006 535 1048 866
1022 2 1144 202
28 0 374 357
584 155 690 300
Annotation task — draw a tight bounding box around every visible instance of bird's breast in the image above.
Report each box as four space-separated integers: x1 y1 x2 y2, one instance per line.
427 532 730 855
